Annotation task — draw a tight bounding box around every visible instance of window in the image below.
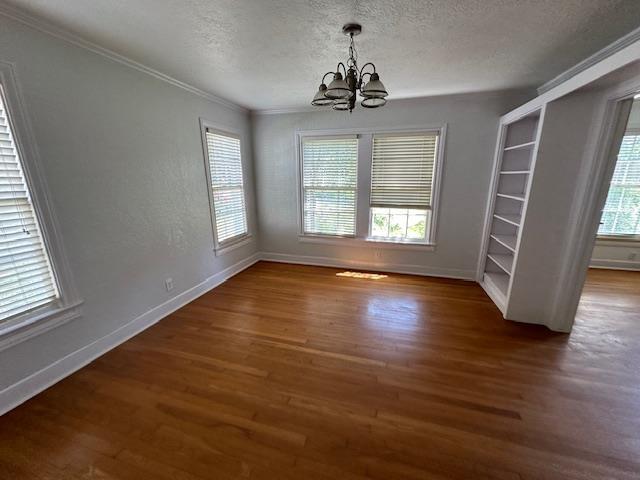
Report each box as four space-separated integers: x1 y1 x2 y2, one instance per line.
297 128 444 247
0 86 60 323
598 132 640 238
301 136 358 236
369 133 438 243
204 128 248 248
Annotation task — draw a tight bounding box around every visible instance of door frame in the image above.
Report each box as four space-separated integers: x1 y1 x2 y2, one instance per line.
548 79 639 332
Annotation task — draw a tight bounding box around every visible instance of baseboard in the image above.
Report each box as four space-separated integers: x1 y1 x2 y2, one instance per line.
0 252 261 416
260 251 476 280
590 259 640 271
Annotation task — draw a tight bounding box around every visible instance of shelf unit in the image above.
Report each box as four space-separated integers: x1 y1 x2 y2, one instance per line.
479 108 543 314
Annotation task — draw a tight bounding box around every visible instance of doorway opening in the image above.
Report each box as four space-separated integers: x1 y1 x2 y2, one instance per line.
576 97 640 329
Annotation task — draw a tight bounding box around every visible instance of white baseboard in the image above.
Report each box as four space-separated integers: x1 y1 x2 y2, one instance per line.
0 252 260 416
260 251 476 280
590 259 640 271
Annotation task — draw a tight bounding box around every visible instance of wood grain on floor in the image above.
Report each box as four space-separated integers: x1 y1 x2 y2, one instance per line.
0 262 639 479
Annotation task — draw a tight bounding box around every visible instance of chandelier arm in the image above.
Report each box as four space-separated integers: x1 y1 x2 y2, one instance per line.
336 62 348 77
358 62 377 78
321 71 335 84
358 71 373 93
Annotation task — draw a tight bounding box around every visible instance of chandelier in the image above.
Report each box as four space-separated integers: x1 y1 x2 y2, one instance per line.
311 23 388 112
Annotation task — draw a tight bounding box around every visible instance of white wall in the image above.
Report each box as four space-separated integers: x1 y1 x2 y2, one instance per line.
0 16 258 392
590 100 640 270
252 91 531 279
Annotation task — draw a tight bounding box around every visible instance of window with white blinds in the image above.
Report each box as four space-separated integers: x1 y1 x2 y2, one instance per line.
302 137 358 236
598 132 640 237
0 88 59 323
205 129 248 246
369 133 439 242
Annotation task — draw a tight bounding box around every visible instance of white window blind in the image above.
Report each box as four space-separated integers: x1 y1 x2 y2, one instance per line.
205 130 248 245
598 133 640 236
371 133 438 209
0 89 59 322
302 137 358 236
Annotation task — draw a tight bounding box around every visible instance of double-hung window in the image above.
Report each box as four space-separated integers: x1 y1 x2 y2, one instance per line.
299 128 443 246
301 136 358 236
0 68 80 348
369 133 438 243
0 87 59 322
203 128 249 251
598 132 640 238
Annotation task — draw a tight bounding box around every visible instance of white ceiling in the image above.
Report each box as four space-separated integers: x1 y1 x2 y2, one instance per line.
5 0 640 110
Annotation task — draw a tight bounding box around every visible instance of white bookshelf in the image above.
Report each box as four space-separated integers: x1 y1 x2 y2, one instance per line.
479 108 542 314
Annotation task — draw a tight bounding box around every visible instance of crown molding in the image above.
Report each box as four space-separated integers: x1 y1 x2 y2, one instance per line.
252 106 319 115
0 3 248 113
538 25 640 95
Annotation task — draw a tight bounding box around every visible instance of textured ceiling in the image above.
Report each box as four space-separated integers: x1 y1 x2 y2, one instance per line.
4 0 640 110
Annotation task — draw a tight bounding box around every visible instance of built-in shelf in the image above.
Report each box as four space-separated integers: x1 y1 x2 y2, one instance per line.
487 253 513 275
484 271 509 298
490 234 517 252
482 109 541 317
494 213 521 227
496 193 525 202
503 141 536 151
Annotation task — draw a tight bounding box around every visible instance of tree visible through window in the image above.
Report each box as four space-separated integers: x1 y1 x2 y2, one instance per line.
598 133 640 237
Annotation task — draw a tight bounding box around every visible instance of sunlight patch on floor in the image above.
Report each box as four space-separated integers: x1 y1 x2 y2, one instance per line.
336 271 388 280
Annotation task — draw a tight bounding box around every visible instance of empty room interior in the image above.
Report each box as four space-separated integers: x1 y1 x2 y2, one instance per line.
1 1 640 478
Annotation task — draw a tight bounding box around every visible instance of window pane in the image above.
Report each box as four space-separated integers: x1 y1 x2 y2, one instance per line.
302 138 357 236
389 213 408 238
371 210 389 237
598 134 640 236
0 86 59 322
407 214 427 239
369 207 428 242
206 131 248 244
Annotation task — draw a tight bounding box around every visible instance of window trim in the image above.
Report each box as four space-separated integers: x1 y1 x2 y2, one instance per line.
0 61 82 351
596 129 640 241
199 118 251 256
295 124 446 247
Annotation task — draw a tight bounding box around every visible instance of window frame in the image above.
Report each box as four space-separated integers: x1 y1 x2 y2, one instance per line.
295 124 446 249
199 119 251 256
596 128 640 242
0 62 82 351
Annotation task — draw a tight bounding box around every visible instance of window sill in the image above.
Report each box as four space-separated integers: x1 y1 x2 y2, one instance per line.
596 235 640 246
214 234 253 256
0 300 84 352
298 235 435 251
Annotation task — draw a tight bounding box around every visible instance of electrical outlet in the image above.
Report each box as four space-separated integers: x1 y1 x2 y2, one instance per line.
164 277 174 292
375 250 383 259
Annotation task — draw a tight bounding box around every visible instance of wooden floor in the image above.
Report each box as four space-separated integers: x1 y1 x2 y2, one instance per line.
1 262 639 479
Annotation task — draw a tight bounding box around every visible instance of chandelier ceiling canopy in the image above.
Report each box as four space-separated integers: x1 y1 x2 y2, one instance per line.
311 23 388 113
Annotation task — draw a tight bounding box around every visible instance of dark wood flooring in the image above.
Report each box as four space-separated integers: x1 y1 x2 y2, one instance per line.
0 262 639 479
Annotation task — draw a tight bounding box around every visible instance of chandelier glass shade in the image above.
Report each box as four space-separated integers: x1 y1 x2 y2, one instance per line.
311 23 388 113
